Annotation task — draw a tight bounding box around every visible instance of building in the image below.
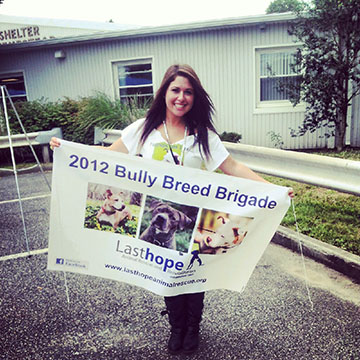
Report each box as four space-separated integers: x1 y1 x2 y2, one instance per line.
0 14 137 45
0 13 359 149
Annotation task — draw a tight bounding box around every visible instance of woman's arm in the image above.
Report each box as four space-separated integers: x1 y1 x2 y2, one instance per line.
49 136 129 154
107 137 129 153
219 155 294 198
219 155 269 183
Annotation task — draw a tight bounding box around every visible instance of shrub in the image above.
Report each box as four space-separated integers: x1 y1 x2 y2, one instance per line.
1 98 74 164
5 93 149 143
4 98 65 135
0 93 149 164
219 131 242 143
78 92 148 131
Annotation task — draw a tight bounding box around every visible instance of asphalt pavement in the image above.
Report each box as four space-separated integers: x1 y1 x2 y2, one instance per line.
0 170 359 360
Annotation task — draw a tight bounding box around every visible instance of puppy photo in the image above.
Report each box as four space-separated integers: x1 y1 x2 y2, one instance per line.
96 189 132 229
84 183 142 237
194 210 254 255
140 197 198 251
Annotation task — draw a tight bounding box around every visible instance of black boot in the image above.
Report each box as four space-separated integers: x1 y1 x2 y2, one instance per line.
182 292 204 354
164 295 186 354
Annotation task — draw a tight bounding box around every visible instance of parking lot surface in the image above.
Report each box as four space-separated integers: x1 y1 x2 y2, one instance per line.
1 171 359 360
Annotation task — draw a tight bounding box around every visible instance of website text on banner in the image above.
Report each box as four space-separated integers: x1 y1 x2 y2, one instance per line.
47 141 291 296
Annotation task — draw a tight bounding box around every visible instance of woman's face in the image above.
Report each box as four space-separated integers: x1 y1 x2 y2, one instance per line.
165 76 194 121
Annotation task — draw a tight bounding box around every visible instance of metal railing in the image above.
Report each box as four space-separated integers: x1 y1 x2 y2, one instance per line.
94 128 360 196
0 127 63 163
94 127 122 146
225 142 360 196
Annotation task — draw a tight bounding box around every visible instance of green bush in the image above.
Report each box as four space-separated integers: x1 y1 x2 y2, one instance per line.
2 98 63 135
4 92 149 143
76 92 149 135
0 98 74 164
219 131 242 143
0 93 149 164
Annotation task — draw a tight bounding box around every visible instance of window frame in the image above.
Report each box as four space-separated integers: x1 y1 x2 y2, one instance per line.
111 57 154 103
254 45 304 113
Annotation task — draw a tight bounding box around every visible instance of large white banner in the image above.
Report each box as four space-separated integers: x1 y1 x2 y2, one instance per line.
47 140 290 296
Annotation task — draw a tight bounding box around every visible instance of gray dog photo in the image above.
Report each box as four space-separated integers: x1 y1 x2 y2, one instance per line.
140 197 198 252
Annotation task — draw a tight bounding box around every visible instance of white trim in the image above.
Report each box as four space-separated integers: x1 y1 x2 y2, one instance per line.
254 103 305 114
119 84 154 90
111 61 118 101
151 58 159 94
109 55 155 64
0 68 25 76
254 43 302 50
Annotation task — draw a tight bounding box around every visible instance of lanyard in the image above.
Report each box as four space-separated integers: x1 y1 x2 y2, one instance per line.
162 120 187 166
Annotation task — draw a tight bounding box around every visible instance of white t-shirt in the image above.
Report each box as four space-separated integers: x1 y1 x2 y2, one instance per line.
121 118 229 172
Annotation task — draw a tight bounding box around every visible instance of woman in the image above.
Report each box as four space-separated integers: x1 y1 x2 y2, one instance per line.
51 64 294 355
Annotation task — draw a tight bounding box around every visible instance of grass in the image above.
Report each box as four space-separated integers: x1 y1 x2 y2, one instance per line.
0 163 41 170
264 175 360 256
263 148 360 256
302 147 360 161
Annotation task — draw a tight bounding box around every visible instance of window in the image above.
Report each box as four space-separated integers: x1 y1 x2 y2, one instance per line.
0 72 27 102
112 59 153 104
256 47 301 108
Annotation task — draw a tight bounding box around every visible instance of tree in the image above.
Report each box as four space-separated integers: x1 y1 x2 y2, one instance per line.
266 0 307 14
285 0 360 151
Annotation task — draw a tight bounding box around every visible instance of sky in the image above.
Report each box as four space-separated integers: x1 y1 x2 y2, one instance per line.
0 0 273 27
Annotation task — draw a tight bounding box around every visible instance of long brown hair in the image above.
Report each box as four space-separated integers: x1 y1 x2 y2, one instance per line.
140 64 217 159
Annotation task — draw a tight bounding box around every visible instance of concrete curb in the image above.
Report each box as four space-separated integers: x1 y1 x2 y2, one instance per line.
272 225 360 282
0 163 53 177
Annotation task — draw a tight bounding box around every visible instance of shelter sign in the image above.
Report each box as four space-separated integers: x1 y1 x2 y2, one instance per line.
47 140 290 296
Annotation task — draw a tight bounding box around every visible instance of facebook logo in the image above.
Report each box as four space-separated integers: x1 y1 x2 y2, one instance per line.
56 258 65 265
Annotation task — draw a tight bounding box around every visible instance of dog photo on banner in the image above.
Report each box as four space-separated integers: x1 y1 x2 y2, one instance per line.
140 197 198 252
84 183 142 237
194 210 254 255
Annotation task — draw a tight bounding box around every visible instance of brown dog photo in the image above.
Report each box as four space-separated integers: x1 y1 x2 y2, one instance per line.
140 196 198 252
84 183 142 237
194 210 254 255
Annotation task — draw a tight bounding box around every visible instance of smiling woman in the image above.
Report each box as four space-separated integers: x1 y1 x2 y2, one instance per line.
49 63 293 355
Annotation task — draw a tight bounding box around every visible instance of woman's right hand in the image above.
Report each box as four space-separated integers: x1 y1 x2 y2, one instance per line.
50 137 61 150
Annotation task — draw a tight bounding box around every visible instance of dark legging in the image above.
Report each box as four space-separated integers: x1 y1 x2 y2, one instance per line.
164 292 205 329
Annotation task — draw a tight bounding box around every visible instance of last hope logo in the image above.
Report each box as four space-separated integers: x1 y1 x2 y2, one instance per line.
115 240 201 273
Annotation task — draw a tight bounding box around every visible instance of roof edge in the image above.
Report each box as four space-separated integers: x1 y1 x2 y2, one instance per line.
0 12 296 52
